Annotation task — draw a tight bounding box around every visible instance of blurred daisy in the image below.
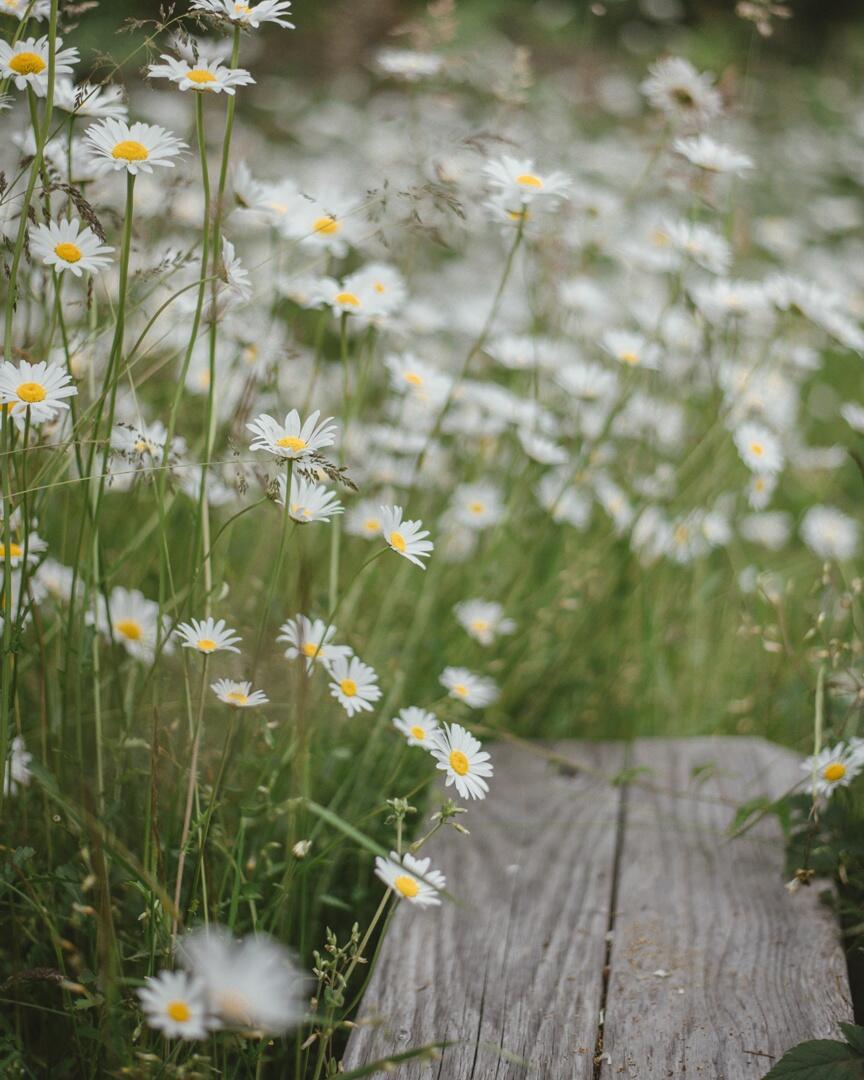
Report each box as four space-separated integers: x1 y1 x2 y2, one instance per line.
30 219 113 278
277 473 343 524
375 47 443 82
0 360 77 424
801 506 859 561
3 736 31 797
454 600 516 646
0 36 78 95
393 706 439 748
384 353 451 404
84 118 186 176
450 484 504 530
484 155 570 203
278 614 352 670
379 506 434 569
176 617 241 655
602 330 661 371
374 851 446 907
211 679 268 708
0 0 51 19
640 56 722 128
190 0 296 29
137 970 214 1041
247 409 337 460
802 743 864 799
93 587 167 664
439 667 499 709
673 134 753 175
54 78 127 119
429 721 494 800
733 422 784 475
326 654 381 717
148 54 254 95
345 499 384 540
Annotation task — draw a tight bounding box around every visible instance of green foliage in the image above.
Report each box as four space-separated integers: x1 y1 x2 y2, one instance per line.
763 1026 864 1079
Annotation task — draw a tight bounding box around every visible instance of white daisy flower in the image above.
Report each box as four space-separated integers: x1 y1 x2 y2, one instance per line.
137 970 215 1041
733 422 784 475
841 402 864 433
0 0 51 20
747 473 777 510
602 330 661 370
801 506 859 561
84 117 186 176
310 275 386 319
346 263 407 316
384 353 451 405
518 430 568 466
801 743 864 799
211 679 268 708
148 54 255 95
3 735 31 797
189 0 296 29
0 35 78 95
345 499 385 540
429 721 494 800
673 134 753 175
439 667 499 709
453 600 516 647
277 473 343 524
178 927 305 1035
326 654 381 717
483 154 570 204
290 194 365 257
0 509 47 568
379 506 434 569
374 851 446 907
53 78 128 119
247 409 337 460
450 484 504 530
393 706 439 747
664 220 731 274
640 56 722 127
175 617 241 655
92 587 169 664
0 359 77 424
219 236 251 302
30 218 114 278
277 614 352 670
375 47 444 82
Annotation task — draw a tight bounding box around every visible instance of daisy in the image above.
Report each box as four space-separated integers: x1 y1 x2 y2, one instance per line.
384 353 451 405
640 56 722 127
483 155 571 204
247 409 337 460
30 219 114 278
178 927 305 1035
310 276 385 319
211 679 269 708
278 614 352 670
84 118 186 176
219 237 251 302
379 506 434 569
602 330 661 371
439 667 499 709
374 851 446 907
148 54 254 95
841 402 864 433
733 422 784 475
429 721 494 800
0 36 78 96
747 473 777 510
189 0 296 29
290 194 364 257
326 654 382 717
673 134 753 175
277 473 343 524
3 736 31 797
93 587 168 665
801 743 864 799
137 970 215 1041
53 78 128 119
450 484 504 530
393 706 439 748
664 220 731 274
0 359 77 424
175 617 241 655
375 47 444 82
345 499 384 540
801 506 859 561
0 0 51 19
346 263 407 316
453 600 516 647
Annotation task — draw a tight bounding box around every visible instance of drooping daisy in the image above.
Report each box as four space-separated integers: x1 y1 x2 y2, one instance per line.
175 617 241 655
326 654 382 717
602 330 661 371
733 422 784 475
640 56 722 128
247 409 337 460
379 506 434 569
277 472 343 524
374 851 446 907
92 587 168 665
439 667 499 709
801 506 859 561
453 600 516 647
801 743 864 799
393 706 439 748
0 36 78 95
3 736 31 797
84 117 186 176
189 0 296 29
483 155 571 204
137 970 215 1041
30 219 114 278
0 359 77 424
218 237 251 303
673 134 753 176
53 78 128 119
211 679 268 708
148 54 254 95
178 927 305 1035
277 614 352 670
429 721 494 800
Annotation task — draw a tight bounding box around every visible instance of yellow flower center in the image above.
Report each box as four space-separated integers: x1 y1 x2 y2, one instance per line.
619 350 640 366
468 501 485 515
404 372 423 386
410 725 426 740
115 619 142 641
449 749 470 775
652 229 671 247
9 51 45 76
197 638 217 653
234 2 253 13
334 291 360 308
16 381 47 404
452 684 468 697
516 173 543 188
673 524 689 545
302 642 319 658
187 68 217 85
226 691 248 706
275 435 307 451
749 441 764 457
3 542 22 560
471 619 490 633
389 531 406 552
340 678 358 697
313 215 340 235
363 518 380 533
166 1000 191 1023
54 242 82 264
394 874 419 898
823 762 846 782
374 282 386 293
111 140 149 162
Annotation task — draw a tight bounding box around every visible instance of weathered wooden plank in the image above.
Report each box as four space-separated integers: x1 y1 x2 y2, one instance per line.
343 741 626 1078
599 736 853 1080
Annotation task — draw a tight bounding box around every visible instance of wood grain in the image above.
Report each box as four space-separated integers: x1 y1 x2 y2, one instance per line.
598 736 853 1080
342 741 626 1078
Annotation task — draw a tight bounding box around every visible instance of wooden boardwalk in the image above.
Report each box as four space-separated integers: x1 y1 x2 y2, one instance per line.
343 738 853 1079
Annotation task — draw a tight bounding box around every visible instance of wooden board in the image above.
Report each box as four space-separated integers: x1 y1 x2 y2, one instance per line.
342 741 626 1078
343 738 853 1079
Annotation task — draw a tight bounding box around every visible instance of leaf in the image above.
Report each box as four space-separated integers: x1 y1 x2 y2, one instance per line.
841 1026 864 1057
762 1039 864 1079
304 801 390 861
